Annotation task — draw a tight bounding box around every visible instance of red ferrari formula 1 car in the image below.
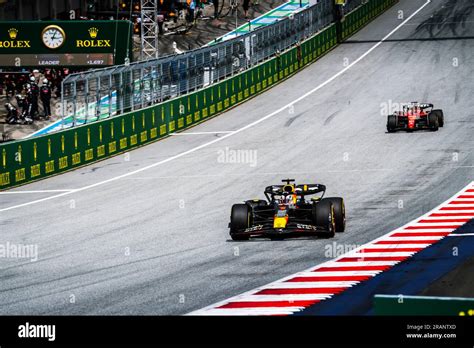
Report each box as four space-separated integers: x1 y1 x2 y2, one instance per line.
387 102 444 132
228 179 345 240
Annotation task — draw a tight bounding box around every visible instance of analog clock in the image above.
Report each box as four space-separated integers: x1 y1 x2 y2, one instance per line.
41 25 66 49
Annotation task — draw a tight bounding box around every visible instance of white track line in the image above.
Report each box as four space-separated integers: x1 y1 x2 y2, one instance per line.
170 131 235 135
201 308 302 316
400 227 459 231
410 222 466 226
347 252 415 257
293 271 383 277
323 260 401 266
228 294 333 302
119 168 394 180
419 218 472 222
360 244 430 249
0 0 432 213
264 281 358 288
385 236 445 241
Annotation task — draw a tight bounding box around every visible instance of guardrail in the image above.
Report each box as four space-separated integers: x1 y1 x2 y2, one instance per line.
56 0 334 132
26 0 370 137
0 0 398 190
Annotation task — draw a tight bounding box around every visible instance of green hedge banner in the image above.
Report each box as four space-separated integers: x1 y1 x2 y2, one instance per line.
341 0 396 39
374 295 474 315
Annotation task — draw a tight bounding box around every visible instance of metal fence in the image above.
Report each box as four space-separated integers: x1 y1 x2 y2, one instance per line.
61 0 360 127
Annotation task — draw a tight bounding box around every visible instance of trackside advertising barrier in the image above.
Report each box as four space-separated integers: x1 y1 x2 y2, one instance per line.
341 0 392 39
0 0 397 190
374 295 474 315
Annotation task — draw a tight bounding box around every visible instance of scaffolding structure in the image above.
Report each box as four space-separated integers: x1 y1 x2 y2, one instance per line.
140 0 159 60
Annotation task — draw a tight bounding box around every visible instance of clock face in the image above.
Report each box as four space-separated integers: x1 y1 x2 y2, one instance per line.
42 25 65 49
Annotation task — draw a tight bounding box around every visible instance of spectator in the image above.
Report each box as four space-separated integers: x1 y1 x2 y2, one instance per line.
16 74 27 94
16 93 30 122
40 79 52 119
44 69 53 82
213 0 219 18
53 69 63 98
157 13 165 35
243 0 250 18
25 84 33 119
5 75 15 97
28 76 39 119
187 0 196 23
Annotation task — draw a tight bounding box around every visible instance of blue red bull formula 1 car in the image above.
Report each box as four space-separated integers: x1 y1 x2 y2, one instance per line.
229 179 345 240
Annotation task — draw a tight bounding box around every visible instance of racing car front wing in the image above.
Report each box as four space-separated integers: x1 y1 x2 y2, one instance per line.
230 222 332 239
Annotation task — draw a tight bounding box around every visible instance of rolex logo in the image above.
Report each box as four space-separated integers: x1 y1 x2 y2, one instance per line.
8 28 18 40
0 27 30 48
88 27 98 39
77 27 110 48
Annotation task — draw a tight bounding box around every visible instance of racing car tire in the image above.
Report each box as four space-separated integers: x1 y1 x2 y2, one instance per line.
431 109 444 127
387 115 397 133
230 204 251 240
322 197 345 232
313 201 335 238
428 111 439 131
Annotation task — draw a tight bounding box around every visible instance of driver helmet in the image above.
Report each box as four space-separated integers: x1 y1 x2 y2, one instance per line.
283 184 295 194
282 185 296 205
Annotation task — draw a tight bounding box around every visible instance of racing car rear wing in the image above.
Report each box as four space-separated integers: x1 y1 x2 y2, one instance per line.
264 184 326 197
400 102 434 110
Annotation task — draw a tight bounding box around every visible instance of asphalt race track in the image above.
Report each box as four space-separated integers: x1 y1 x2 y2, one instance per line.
0 0 473 315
